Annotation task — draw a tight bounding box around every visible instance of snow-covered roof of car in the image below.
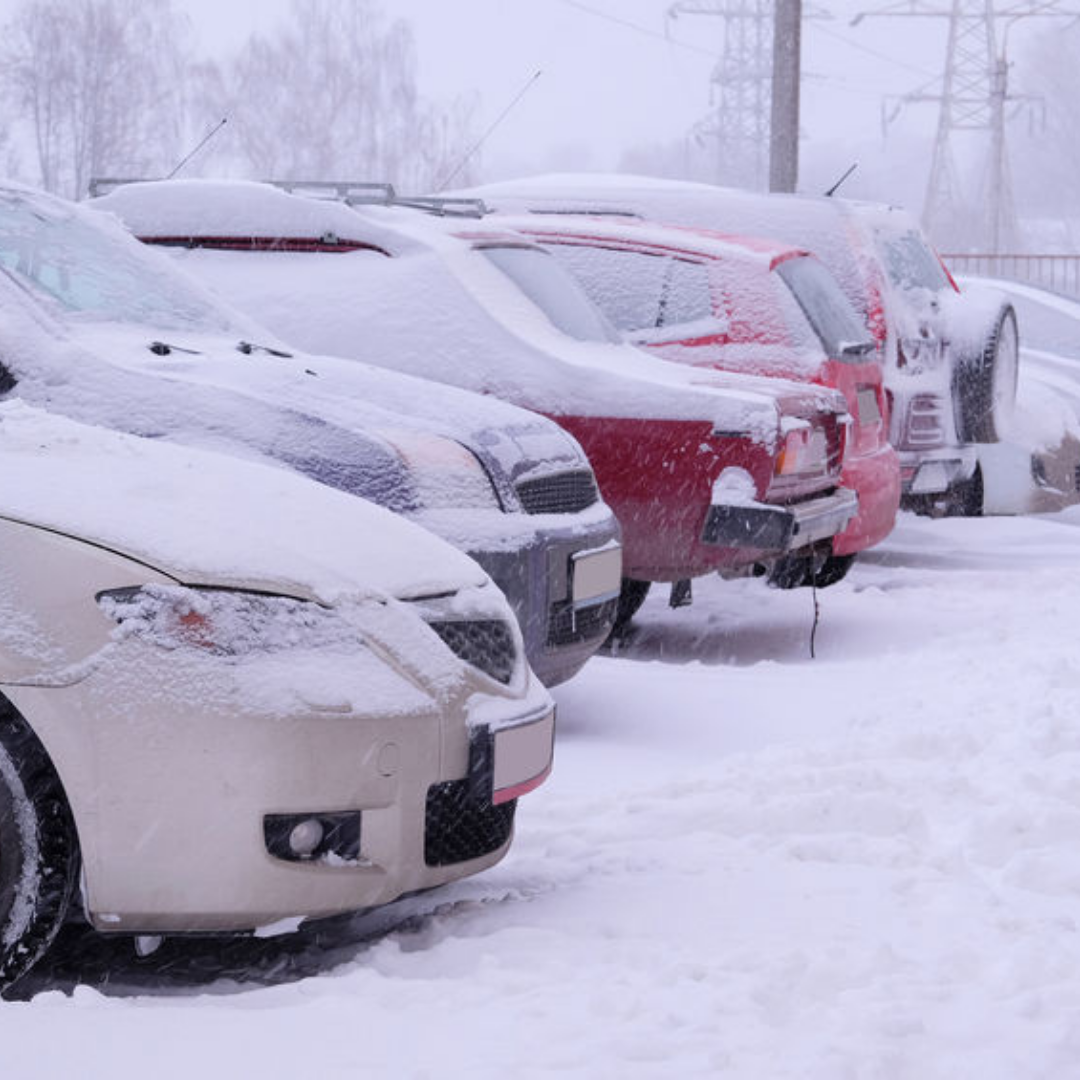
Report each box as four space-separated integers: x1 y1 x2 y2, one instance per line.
0 400 487 604
493 212 809 270
89 180 851 440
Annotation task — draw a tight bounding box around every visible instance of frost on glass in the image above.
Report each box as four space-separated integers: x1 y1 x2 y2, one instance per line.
0 194 232 331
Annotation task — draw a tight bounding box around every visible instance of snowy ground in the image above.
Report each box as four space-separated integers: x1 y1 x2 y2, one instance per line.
6 507 1080 1079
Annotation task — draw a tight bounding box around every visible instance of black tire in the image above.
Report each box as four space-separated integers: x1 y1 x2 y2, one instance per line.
768 552 856 589
942 464 984 518
808 553 857 588
0 700 79 994
767 554 811 590
610 578 651 635
953 305 1018 444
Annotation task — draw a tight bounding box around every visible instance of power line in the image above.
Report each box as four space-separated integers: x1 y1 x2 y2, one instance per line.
554 0 722 59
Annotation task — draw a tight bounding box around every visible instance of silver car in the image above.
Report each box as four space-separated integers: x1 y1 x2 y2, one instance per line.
0 401 555 991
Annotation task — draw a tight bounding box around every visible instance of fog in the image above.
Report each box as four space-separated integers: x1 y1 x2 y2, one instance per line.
0 0 1073 247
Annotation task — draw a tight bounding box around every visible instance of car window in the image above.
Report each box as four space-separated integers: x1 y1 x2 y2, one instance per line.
876 229 950 292
0 194 233 331
775 255 873 360
479 244 619 343
544 241 718 339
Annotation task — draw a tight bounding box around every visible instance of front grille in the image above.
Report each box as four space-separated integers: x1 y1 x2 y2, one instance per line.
428 619 516 684
424 780 516 866
516 471 598 515
546 597 618 647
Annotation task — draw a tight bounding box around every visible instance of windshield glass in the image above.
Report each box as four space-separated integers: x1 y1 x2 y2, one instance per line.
775 255 873 360
480 244 619 343
0 192 233 331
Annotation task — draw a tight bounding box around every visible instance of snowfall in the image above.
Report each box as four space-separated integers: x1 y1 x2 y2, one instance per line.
6 282 1080 1080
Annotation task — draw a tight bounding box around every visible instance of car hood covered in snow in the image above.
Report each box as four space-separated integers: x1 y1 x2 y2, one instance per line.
1 180 595 505
0 401 488 604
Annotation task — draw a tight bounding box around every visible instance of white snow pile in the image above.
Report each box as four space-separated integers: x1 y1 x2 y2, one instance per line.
8 510 1080 1078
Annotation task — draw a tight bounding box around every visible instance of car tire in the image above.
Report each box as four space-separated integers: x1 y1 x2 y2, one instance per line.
610 578 652 635
953 305 1018 444
808 553 857 588
0 700 79 995
942 464 984 518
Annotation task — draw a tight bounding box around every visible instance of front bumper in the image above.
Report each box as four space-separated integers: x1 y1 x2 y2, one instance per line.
461 517 622 688
7 621 555 934
702 486 859 552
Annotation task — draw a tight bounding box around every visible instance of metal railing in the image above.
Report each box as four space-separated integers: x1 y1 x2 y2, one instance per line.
940 253 1080 298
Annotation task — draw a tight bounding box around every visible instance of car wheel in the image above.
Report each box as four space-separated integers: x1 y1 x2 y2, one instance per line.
0 700 79 994
808 553 857 588
942 464 984 517
609 578 652 635
953 305 1018 444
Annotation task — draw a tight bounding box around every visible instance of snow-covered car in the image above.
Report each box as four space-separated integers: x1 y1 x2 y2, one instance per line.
93 178 860 625
506 214 900 584
0 180 621 687
464 175 1022 517
0 401 555 992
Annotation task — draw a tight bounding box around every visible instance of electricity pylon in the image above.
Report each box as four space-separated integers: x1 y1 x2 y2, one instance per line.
853 0 1080 250
669 0 774 190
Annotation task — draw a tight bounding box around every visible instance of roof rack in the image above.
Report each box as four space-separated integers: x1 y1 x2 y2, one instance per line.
266 180 489 218
87 176 490 218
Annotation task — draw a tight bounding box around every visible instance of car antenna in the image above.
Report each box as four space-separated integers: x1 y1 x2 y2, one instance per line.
824 162 858 198
166 117 229 180
434 70 543 192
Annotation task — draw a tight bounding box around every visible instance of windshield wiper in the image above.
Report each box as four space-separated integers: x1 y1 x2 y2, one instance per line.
237 340 293 358
149 340 201 356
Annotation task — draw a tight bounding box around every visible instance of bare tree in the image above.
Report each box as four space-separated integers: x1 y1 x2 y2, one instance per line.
195 0 477 191
1 0 194 198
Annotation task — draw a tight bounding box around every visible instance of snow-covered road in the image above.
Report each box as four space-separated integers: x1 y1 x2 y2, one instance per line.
8 508 1080 1079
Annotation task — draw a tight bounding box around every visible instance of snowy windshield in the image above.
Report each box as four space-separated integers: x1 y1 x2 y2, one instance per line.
775 256 873 360
545 243 714 334
0 194 232 331
479 244 619 343
877 229 951 292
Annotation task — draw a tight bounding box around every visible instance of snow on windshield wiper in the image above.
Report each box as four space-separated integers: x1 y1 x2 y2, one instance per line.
237 340 294 358
149 340 201 356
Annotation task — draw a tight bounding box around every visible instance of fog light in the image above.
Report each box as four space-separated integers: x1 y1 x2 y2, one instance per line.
263 811 362 863
288 819 325 857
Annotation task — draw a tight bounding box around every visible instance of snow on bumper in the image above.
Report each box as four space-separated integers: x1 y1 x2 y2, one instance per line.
702 487 860 552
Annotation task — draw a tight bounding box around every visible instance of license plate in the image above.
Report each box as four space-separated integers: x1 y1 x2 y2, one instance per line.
571 545 622 607
492 708 555 805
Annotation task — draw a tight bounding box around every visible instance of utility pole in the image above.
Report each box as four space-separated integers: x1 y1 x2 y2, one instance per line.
852 0 1080 250
669 0 774 190
770 0 802 191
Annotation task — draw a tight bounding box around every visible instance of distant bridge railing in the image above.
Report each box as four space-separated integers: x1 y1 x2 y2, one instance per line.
941 253 1080 299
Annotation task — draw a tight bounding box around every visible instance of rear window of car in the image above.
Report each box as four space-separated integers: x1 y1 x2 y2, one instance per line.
479 244 619 343
543 242 715 334
877 230 951 292
775 255 873 360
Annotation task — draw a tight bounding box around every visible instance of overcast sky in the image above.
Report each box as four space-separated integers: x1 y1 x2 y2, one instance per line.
1 0 1061 212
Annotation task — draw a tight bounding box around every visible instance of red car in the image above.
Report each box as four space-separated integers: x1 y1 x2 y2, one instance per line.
504 215 900 582
92 179 860 627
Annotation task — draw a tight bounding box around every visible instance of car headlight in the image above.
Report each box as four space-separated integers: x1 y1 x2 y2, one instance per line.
97 584 354 656
378 429 501 510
